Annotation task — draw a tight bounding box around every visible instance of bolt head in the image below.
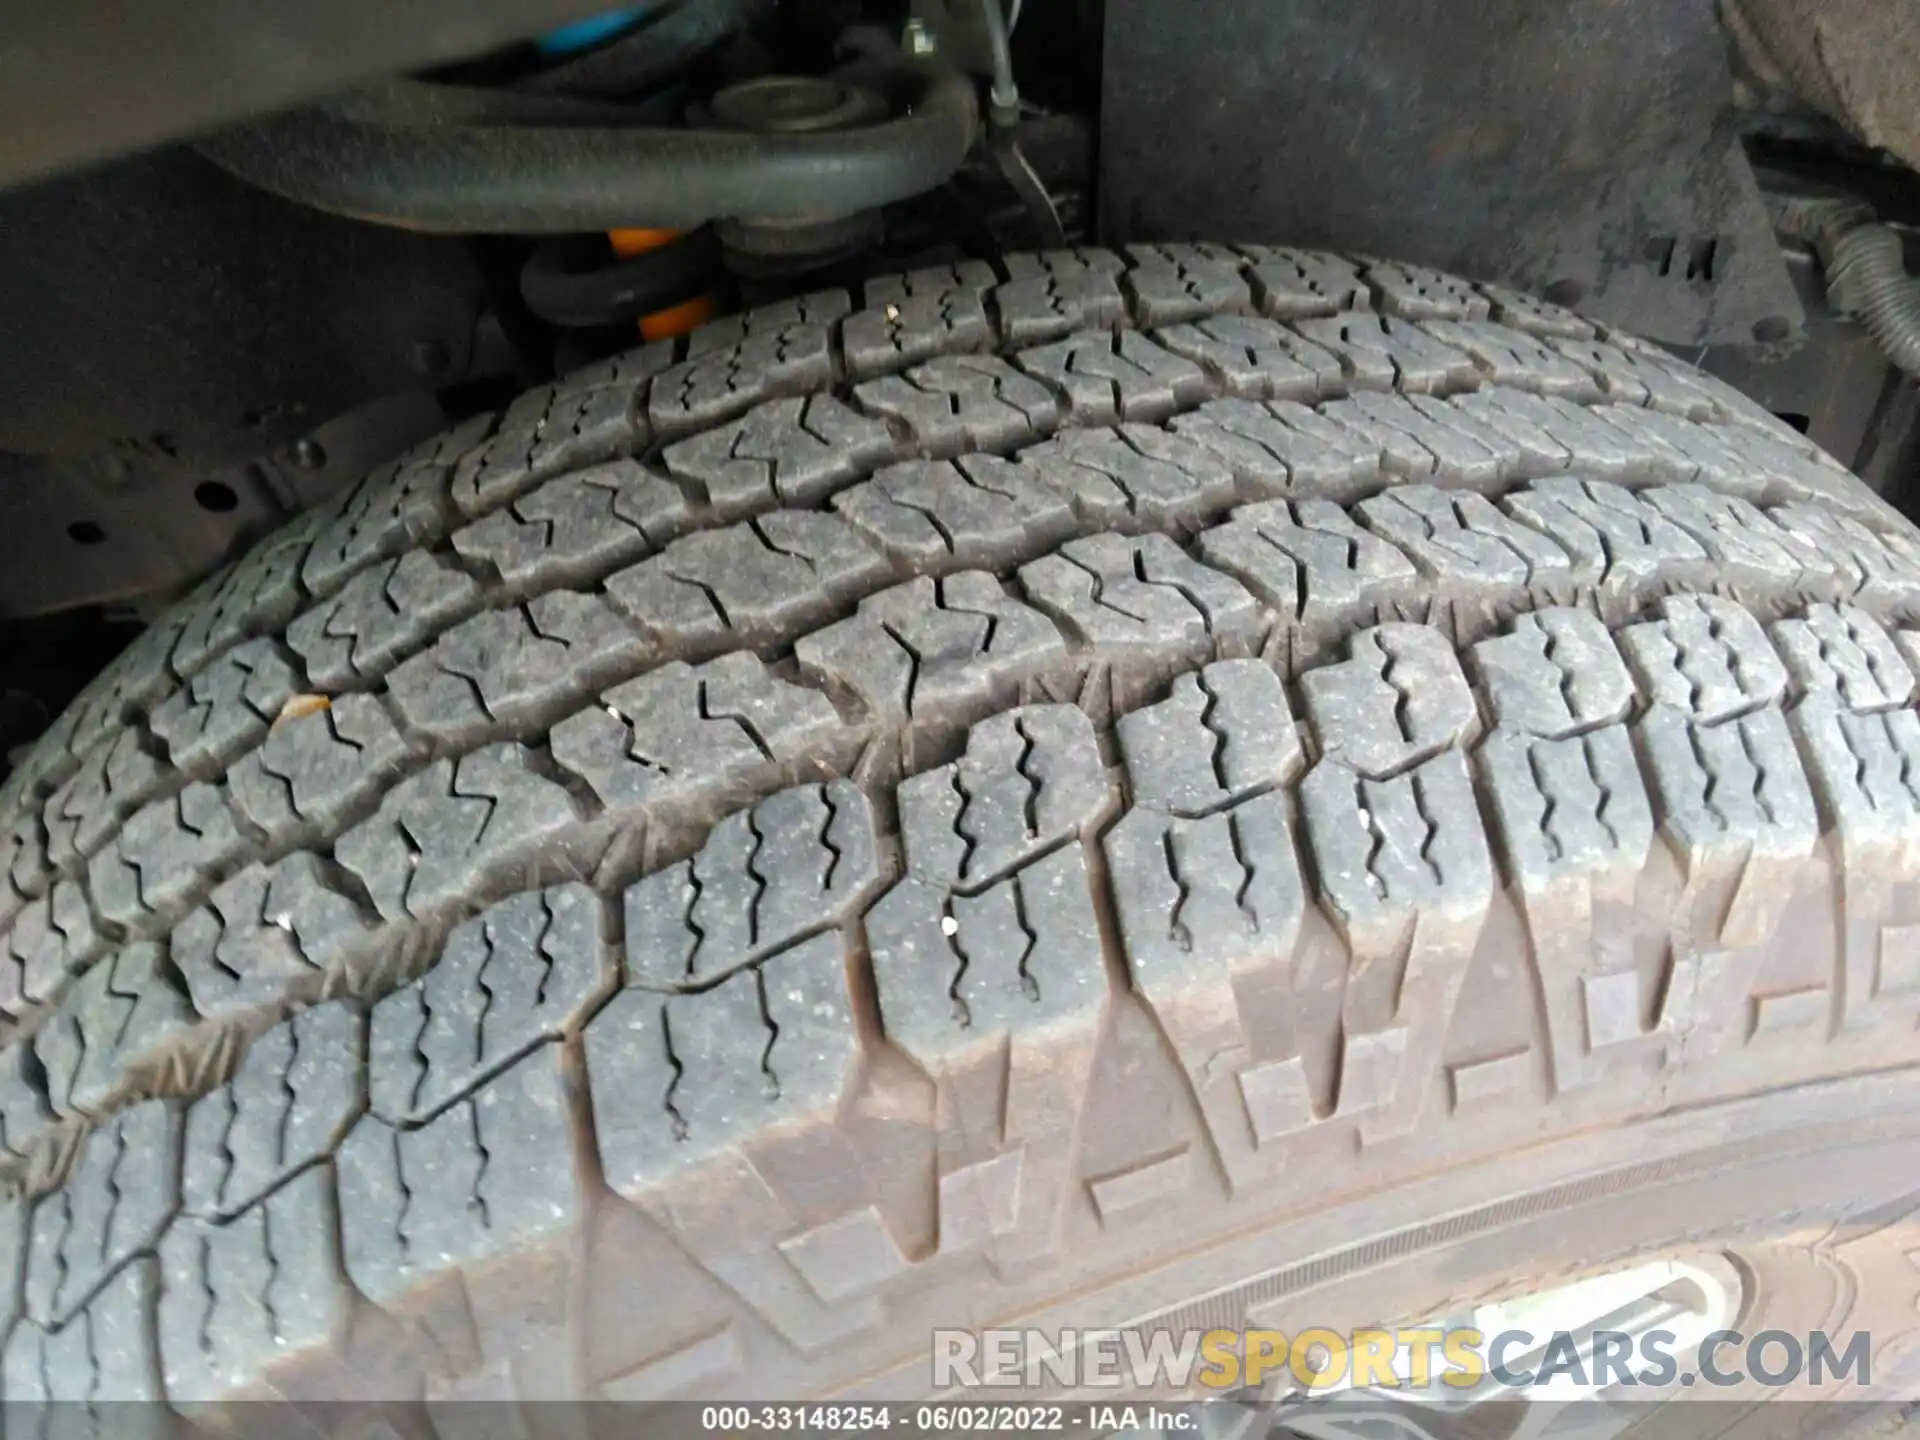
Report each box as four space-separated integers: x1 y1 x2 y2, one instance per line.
903 17 937 55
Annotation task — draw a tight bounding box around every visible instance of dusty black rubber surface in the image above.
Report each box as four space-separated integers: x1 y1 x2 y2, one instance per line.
1 246 1920 1411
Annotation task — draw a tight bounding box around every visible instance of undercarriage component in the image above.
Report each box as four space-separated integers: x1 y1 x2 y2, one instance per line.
0 0 643 191
520 227 722 328
1099 0 1805 347
705 76 893 277
196 66 980 234
1724 0 1920 170
0 148 493 472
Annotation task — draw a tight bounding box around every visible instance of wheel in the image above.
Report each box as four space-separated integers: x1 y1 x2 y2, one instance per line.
2 245 1919 1417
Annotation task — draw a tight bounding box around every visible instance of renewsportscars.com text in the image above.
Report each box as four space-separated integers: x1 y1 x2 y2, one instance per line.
931 1327 1873 1391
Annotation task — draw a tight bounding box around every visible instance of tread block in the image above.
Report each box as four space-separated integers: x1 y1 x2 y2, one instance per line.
305 417 486 598
1239 247 1369 319
775 1206 912 1309
2 881 106 1017
1628 349 1785 432
875 844 1107 1040
1332 392 1567 485
854 354 1063 454
844 262 998 379
1152 315 1345 402
831 457 1075 570
450 377 647 519
1480 725 1654 890
1365 260 1492 322
687 289 852 351
663 394 898 517
0 804 51 931
896 704 1112 888
1697 419 1881 511
1107 792 1302 979
1449 389 1644 480
1591 405 1780 492
37 941 193 1118
795 573 1066 726
1300 749 1496 944
336 1043 582 1311
1013 329 1212 424
1301 624 1479 778
1104 790 1304 1180
336 743 589 922
1355 486 1572 592
585 935 878 1349
1293 313 1480 395
548 344 676 390
370 884 613 1124
1708 426 1842 501
170 517 315 682
1772 604 1914 711
1769 503 1920 605
171 855 375 1021
1503 478 1708 589
388 593 648 745
182 1001 364 1221
5 1257 165 1405
90 784 249 934
1015 426 1241 529
1121 244 1254 324
1116 660 1302 815
993 249 1127 345
1168 398 1382 499
1476 281 1596 339
1621 594 1789 724
60 611 191 761
868 843 1105 1266
607 513 888 651
1547 336 1730 419
626 781 880 991
1638 705 1819 863
1639 484 1833 590
1197 498 1418 634
452 459 687 592
1019 532 1261 656
588 934 859 1181
286 550 483 692
25 1099 180 1328
0 1045 53 1166
1418 320 1601 398
149 638 301 777
551 653 851 818
1792 694 1920 859
648 321 836 436
228 693 416 848
1469 608 1634 739
159 1167 347 1407
43 726 169 872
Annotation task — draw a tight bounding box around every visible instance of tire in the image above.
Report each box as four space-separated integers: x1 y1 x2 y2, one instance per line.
2 244 1920 1415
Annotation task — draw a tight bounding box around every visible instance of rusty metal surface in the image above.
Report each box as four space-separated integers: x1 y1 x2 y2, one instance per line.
1726 0 1920 169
